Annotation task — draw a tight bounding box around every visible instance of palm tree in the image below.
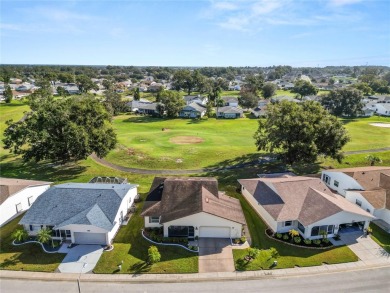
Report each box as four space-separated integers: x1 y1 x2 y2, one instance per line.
365 155 382 166
37 228 53 247
12 228 28 243
289 229 300 243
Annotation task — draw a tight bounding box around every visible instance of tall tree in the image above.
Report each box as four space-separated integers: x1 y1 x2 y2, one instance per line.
75 75 98 93
4 85 13 103
56 86 69 97
262 82 277 98
292 80 318 98
158 90 185 118
239 91 258 109
103 90 129 116
3 95 117 163
254 101 349 165
171 69 194 95
321 88 364 117
352 82 373 96
242 74 264 94
133 87 141 101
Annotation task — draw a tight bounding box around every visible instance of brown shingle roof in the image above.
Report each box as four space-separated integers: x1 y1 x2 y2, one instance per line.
142 177 245 224
327 167 390 190
239 177 373 225
0 178 52 205
327 167 390 210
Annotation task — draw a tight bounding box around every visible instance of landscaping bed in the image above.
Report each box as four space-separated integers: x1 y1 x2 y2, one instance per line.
0 215 65 272
266 229 333 249
370 222 390 253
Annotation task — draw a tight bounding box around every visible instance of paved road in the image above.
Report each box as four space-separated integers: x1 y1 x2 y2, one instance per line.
91 147 390 175
1 267 390 293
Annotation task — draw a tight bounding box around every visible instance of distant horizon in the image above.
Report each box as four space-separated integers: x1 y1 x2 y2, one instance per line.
2 1 389 67
2 63 389 69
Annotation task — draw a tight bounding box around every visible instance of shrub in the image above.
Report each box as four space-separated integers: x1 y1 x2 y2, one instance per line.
304 239 312 245
269 247 279 259
234 238 240 244
276 233 283 239
247 247 261 259
148 246 161 264
240 236 247 244
282 234 289 241
294 237 302 244
313 239 321 245
322 238 330 244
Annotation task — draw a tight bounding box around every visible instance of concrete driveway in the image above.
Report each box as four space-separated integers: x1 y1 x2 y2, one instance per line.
198 238 235 273
58 245 104 273
340 231 390 266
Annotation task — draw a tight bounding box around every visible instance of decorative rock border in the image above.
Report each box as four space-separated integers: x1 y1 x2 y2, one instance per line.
264 230 332 250
141 230 198 253
12 240 61 254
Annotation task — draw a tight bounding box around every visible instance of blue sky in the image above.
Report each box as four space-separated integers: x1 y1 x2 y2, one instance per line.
1 0 389 67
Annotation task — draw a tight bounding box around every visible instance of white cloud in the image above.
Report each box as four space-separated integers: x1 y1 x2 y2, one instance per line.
328 0 363 7
213 1 238 11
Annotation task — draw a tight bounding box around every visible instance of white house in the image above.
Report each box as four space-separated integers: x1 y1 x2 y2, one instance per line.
183 95 208 105
373 104 390 116
238 177 374 240
179 102 207 118
222 96 239 107
322 167 390 227
216 106 244 119
20 180 139 245
0 178 52 227
142 177 246 239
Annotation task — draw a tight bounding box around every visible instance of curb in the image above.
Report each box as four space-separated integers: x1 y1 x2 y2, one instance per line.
1 263 390 283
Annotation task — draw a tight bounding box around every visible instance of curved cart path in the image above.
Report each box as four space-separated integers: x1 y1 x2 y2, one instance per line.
90 147 390 175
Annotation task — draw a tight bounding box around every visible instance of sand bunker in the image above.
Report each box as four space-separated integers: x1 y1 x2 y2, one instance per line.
370 123 390 128
170 136 204 144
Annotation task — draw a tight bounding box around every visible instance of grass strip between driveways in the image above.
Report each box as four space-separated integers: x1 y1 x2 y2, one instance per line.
93 193 198 274
370 222 390 253
0 215 65 272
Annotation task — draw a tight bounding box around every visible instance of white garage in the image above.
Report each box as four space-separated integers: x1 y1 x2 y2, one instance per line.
199 226 230 238
73 232 107 245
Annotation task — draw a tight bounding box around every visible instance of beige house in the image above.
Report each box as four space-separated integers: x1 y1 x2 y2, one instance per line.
142 177 246 239
239 176 374 240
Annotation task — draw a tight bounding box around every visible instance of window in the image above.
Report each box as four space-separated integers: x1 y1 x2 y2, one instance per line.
334 180 339 187
28 196 34 206
15 203 22 213
284 221 292 227
298 221 305 234
311 225 334 236
149 216 160 223
356 199 362 207
65 230 71 238
168 226 189 237
322 174 331 184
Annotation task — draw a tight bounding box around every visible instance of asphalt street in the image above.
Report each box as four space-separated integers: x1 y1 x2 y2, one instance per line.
1 267 390 293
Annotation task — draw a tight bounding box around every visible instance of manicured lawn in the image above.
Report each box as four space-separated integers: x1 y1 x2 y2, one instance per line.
107 115 260 170
370 223 390 253
0 215 65 272
341 116 390 151
94 193 198 274
231 194 358 270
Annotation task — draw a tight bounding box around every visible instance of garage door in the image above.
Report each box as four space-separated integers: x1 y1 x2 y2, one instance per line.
73 232 107 245
199 226 230 238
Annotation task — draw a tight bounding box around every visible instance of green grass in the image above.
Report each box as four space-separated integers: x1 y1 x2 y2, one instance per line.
0 215 65 272
231 193 358 270
94 192 198 274
370 223 390 253
106 114 390 170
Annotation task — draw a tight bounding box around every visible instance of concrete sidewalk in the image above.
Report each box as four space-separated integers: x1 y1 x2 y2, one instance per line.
1 260 389 283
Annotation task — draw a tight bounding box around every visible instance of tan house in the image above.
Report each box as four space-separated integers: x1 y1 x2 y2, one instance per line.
238 176 374 240
142 177 246 239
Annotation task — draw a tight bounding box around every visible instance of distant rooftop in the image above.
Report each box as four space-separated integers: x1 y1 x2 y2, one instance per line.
89 177 128 184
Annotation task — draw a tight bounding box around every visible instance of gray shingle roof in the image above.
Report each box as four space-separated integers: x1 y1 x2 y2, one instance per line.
20 183 137 231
